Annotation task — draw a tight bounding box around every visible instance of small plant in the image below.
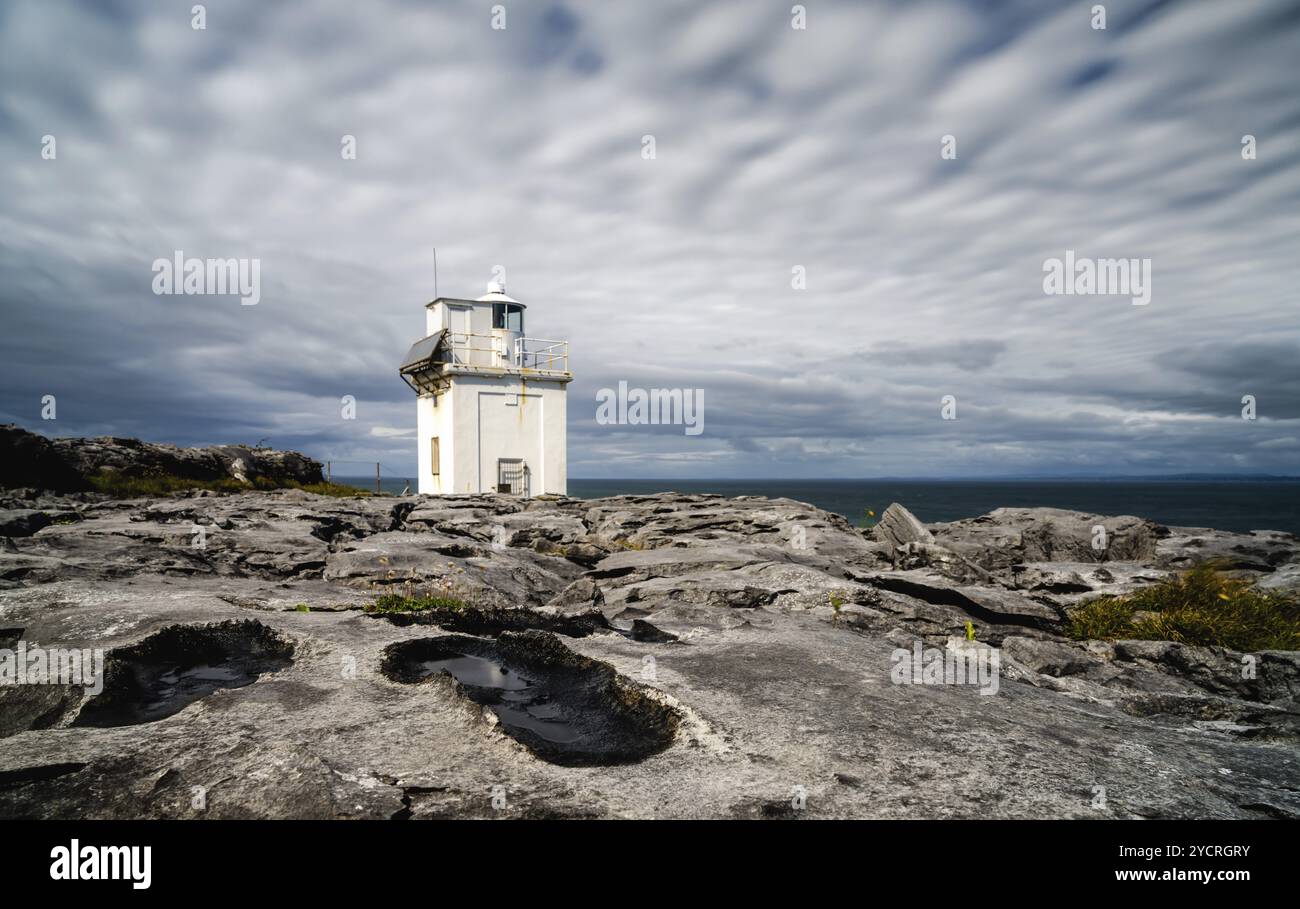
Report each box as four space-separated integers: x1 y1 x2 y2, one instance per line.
1067 563 1300 651
293 481 373 498
964 621 976 642
88 471 248 497
294 604 310 613
858 507 877 529
365 593 468 614
86 469 371 499
828 591 845 612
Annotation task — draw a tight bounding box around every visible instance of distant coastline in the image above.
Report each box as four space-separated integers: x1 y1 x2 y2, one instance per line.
573 474 1300 483
319 475 1300 535
563 478 1300 536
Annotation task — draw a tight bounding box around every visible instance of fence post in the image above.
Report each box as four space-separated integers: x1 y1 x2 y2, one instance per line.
326 461 331 484
376 462 381 495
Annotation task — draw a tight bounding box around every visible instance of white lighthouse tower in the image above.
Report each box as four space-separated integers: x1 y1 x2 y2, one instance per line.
399 278 571 495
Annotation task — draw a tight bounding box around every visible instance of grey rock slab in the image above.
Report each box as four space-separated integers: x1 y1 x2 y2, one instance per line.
323 531 582 607
1258 563 1300 595
874 503 934 548
1156 526 1300 573
930 507 1166 570
1008 561 1172 604
1 488 1298 819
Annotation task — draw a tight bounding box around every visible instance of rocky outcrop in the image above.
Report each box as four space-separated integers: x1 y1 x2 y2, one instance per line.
0 485 1298 820
0 425 86 491
0 424 323 491
874 502 934 547
929 507 1165 570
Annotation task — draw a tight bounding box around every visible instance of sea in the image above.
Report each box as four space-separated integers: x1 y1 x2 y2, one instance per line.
331 477 1300 535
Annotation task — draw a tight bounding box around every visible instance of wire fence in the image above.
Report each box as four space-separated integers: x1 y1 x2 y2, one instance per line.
322 459 414 496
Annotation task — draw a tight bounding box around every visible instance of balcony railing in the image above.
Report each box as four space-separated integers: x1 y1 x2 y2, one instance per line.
440 331 499 368
437 332 569 374
514 337 569 373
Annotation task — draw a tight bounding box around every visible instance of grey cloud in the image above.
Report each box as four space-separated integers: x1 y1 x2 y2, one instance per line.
1 0 1297 479
867 340 1009 372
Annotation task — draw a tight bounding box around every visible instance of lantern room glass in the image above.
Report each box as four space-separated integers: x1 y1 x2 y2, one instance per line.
492 303 524 333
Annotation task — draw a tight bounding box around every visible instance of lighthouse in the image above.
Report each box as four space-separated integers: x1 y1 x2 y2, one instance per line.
398 278 571 495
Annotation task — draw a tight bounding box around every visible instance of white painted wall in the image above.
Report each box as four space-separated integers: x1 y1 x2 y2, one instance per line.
415 369 567 496
415 392 440 493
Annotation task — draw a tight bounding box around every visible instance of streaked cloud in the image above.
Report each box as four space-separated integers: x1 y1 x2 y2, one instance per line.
1 0 1297 478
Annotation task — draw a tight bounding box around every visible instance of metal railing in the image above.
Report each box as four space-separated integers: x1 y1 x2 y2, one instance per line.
436 332 569 373
513 337 569 373
440 331 501 368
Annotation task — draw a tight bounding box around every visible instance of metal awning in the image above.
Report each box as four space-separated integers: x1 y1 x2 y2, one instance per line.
400 330 445 372
399 329 446 393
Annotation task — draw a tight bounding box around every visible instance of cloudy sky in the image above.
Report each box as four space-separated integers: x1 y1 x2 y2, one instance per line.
2 0 1298 479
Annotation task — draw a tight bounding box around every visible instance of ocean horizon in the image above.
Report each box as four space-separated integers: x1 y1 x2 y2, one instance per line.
332 475 1300 536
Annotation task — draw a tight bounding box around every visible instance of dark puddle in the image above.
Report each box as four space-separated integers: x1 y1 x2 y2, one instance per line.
381 631 678 766
73 620 293 728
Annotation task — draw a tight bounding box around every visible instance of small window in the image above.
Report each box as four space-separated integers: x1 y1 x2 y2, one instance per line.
492 303 524 333
430 437 440 476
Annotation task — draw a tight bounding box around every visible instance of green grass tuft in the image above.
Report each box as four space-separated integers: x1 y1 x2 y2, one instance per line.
86 470 373 499
87 472 248 496
365 594 468 614
293 481 374 498
1067 563 1300 651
